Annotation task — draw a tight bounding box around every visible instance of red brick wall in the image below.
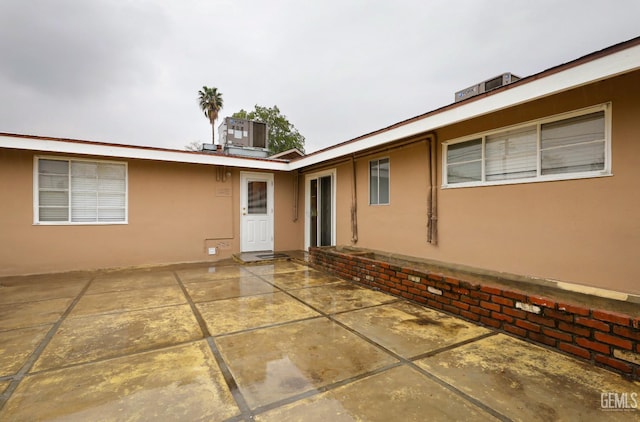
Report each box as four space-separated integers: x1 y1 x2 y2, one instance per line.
310 247 640 380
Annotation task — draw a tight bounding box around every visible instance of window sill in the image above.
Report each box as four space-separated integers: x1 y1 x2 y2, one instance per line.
442 171 612 189
33 221 129 226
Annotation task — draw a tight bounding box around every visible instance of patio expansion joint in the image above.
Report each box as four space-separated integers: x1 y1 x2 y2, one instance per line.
211 315 324 339
205 337 253 420
251 271 403 316
203 271 413 416
404 359 513 422
172 271 212 338
326 314 512 422
329 320 511 421
249 361 405 417
0 276 96 412
252 269 513 421
24 338 218 377
172 271 253 420
409 331 500 361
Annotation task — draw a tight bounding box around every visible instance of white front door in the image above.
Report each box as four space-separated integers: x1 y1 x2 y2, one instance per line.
240 172 274 252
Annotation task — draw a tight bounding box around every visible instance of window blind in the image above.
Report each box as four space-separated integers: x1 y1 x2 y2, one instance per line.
444 107 608 186
37 158 126 223
541 111 605 175
446 138 482 183
485 126 537 181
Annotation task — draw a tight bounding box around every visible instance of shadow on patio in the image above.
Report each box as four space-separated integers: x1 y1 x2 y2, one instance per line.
0 259 637 421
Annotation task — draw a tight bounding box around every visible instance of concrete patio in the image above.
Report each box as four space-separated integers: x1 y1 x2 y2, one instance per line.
0 259 637 421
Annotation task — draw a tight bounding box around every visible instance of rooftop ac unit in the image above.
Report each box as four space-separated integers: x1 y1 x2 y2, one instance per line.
218 117 268 149
455 73 521 102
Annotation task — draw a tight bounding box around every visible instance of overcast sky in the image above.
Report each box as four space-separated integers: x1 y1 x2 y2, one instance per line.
0 1 638 153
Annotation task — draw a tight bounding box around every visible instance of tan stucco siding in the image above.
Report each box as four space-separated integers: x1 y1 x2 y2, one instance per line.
0 151 299 275
341 72 640 294
353 144 430 248
335 163 354 246
273 171 304 251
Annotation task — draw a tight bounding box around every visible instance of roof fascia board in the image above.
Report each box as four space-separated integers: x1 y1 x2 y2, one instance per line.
0 136 289 171
290 43 640 170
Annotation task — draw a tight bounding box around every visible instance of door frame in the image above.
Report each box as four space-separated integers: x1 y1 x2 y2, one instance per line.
239 171 274 252
304 168 336 250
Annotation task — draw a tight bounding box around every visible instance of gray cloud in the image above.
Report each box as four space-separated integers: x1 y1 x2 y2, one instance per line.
0 0 638 151
0 0 167 98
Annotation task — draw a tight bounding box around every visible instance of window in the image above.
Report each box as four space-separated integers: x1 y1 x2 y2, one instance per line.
444 106 609 187
540 112 605 175
446 139 482 183
370 158 389 205
247 181 267 214
36 157 127 224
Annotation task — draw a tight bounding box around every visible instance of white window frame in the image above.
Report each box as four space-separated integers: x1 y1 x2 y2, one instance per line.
442 103 612 188
369 157 390 205
304 168 337 250
33 156 129 225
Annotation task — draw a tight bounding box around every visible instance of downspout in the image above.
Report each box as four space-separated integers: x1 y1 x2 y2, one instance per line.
351 154 358 243
292 171 299 222
426 132 438 245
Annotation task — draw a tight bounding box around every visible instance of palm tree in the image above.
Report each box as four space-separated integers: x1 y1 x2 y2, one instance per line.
198 86 224 144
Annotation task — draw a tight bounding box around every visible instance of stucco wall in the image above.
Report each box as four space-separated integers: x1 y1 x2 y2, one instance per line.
273 171 305 251
333 71 640 294
0 151 301 275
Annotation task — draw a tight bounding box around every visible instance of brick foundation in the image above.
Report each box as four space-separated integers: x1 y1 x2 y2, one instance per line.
310 247 640 380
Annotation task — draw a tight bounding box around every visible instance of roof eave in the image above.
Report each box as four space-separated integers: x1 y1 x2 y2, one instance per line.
2 39 638 173
0 135 290 171
289 40 640 171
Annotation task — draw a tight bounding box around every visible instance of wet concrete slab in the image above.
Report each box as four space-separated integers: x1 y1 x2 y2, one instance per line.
1 341 239 421
334 301 491 358
289 281 397 314
244 261 309 275
0 297 73 331
416 334 640 421
87 271 177 294
1 260 637 421
215 317 398 409
0 381 9 394
184 276 277 303
0 325 51 377
259 268 344 290
255 364 499 421
71 285 187 317
32 304 202 371
176 265 253 283
0 278 87 305
197 292 319 335
0 272 90 286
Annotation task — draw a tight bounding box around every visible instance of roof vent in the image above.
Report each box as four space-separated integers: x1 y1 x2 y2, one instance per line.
455 73 521 102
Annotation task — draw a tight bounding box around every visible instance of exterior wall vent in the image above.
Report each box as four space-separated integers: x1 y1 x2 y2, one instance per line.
455 73 521 102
